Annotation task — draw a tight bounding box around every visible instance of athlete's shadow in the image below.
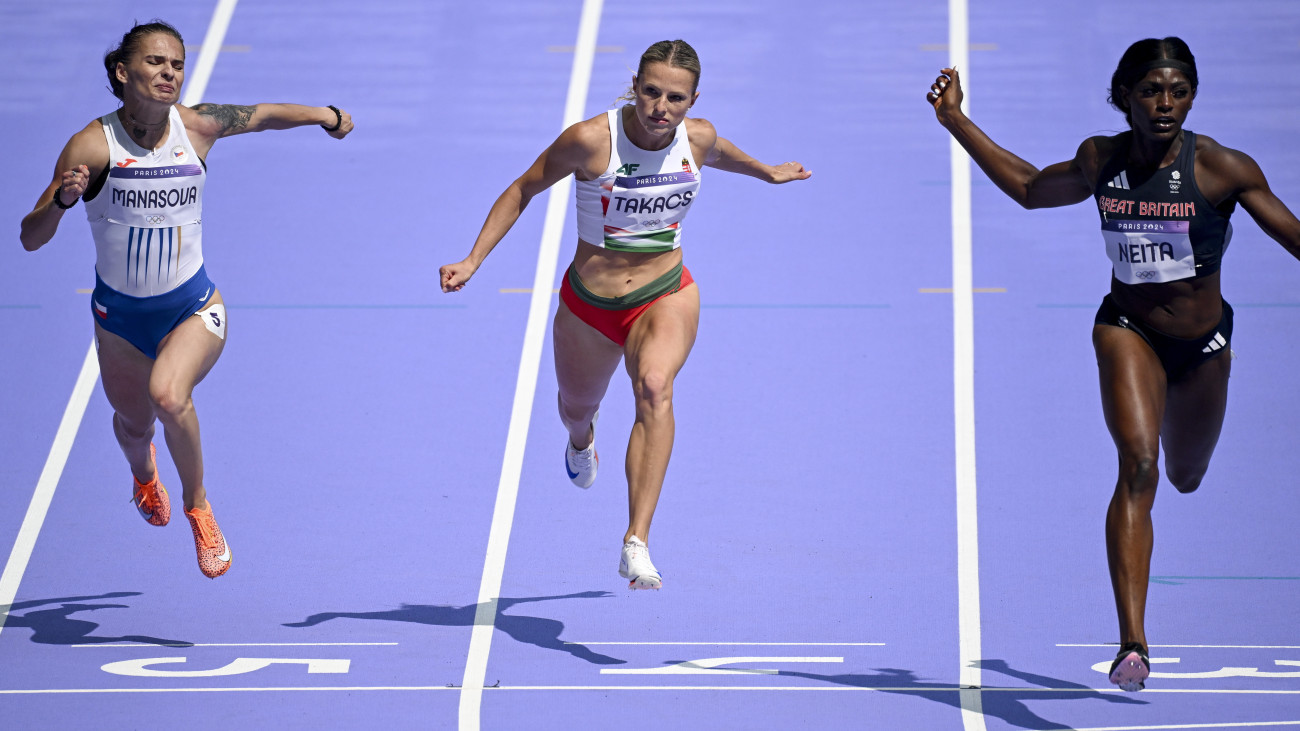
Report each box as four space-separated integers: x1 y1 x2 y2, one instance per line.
778 658 1143 730
282 591 625 665
0 592 193 647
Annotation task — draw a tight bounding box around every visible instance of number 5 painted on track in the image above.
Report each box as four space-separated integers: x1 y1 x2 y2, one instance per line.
602 656 844 675
101 657 351 677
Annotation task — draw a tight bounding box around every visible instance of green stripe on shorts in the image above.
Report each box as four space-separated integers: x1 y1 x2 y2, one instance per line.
567 262 684 311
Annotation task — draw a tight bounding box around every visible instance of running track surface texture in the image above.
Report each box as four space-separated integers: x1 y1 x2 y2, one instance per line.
2 1 1299 730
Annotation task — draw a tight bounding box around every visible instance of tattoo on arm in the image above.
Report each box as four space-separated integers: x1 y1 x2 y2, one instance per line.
192 103 257 136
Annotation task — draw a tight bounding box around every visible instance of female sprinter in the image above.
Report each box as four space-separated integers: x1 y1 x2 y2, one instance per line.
440 40 809 590
927 37 1300 690
20 21 353 578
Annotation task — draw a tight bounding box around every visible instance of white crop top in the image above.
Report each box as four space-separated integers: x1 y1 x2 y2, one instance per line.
573 106 701 253
84 105 206 297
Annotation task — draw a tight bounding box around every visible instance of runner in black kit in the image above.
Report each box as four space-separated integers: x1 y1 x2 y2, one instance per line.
927 37 1300 690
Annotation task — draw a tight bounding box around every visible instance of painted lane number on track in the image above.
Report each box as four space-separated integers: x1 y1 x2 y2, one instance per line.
102 657 351 678
1090 658 1300 679
601 656 844 675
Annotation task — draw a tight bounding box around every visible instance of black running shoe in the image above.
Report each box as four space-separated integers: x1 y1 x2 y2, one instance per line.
1108 641 1150 692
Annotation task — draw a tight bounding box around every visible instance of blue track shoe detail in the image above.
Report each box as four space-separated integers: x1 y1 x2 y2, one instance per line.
565 411 599 488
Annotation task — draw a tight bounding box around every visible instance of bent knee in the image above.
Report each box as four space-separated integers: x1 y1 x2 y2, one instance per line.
148 382 193 420
558 393 599 425
1117 452 1161 495
632 369 675 410
113 411 155 440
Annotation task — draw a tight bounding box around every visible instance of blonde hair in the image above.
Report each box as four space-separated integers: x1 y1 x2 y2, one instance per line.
617 40 701 103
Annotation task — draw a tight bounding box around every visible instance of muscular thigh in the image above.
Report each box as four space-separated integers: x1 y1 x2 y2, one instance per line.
96 322 157 422
1161 348 1230 467
1093 324 1166 455
553 299 625 402
624 283 699 380
151 294 227 396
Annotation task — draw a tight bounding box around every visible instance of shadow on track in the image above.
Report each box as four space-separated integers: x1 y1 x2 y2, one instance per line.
0 592 193 647
282 590 625 665
775 658 1143 730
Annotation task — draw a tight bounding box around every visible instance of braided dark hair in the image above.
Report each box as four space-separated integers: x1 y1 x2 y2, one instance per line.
1107 37 1198 126
104 21 185 100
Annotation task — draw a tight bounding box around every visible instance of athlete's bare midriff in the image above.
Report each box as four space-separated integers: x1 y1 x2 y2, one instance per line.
1109 270 1223 339
571 240 685 297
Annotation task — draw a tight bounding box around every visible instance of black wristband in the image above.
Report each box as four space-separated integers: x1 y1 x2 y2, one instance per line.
52 186 77 210
321 105 342 132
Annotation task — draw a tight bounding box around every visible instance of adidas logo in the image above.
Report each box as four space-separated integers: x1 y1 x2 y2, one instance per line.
1202 332 1227 354
1107 171 1131 190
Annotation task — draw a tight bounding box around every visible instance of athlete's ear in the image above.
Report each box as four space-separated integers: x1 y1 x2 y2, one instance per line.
690 90 699 108
116 61 129 86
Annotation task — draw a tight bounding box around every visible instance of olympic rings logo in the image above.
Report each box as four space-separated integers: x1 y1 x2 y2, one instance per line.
1136 270 1156 280
145 215 166 224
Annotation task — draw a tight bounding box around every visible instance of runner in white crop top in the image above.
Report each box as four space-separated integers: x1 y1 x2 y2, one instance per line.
440 40 810 590
573 106 701 253
85 104 206 297
20 21 354 579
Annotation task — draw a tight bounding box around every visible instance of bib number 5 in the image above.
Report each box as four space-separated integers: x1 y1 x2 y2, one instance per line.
198 304 227 341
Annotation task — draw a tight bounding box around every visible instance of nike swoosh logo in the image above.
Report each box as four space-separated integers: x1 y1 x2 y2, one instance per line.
216 541 231 563
202 287 212 301
566 459 580 480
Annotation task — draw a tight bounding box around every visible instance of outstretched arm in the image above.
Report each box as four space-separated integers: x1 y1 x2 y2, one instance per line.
181 103 353 156
440 121 597 293
928 67 1092 209
697 119 810 183
1213 147 1300 260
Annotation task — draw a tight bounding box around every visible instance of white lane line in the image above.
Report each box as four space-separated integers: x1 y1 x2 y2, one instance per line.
566 637 883 642
0 344 98 639
946 0 983 730
1061 644 1300 650
456 2 603 729
500 688 1300 695
182 0 240 107
601 657 844 675
5 686 1300 696
0 687 459 695
1066 721 1300 731
0 0 237 642
71 642 398 648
